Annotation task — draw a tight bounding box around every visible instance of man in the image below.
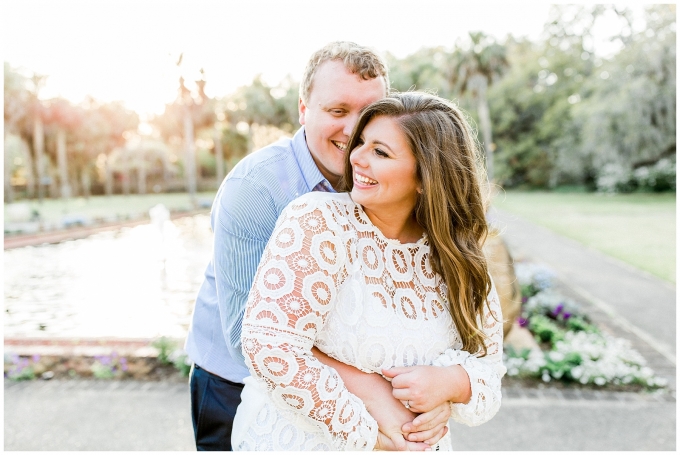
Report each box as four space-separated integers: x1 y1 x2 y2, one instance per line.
185 41 447 451
185 41 388 450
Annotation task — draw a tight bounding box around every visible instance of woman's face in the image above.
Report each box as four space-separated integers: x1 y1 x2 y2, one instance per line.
349 115 420 220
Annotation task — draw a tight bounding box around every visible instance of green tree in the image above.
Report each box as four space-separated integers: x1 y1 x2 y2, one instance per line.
572 4 676 191
449 32 508 182
386 47 451 97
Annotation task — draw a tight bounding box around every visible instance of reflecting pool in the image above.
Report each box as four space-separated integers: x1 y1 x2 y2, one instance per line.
4 215 212 339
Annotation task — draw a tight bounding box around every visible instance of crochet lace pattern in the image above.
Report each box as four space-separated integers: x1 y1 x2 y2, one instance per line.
236 192 505 451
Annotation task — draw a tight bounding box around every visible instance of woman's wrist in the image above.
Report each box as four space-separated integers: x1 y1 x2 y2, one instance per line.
447 365 472 404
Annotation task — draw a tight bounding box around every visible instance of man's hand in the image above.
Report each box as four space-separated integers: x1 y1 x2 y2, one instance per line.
375 431 431 451
402 402 450 444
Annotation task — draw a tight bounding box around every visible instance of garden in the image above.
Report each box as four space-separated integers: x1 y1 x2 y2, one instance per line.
4 258 669 393
503 260 667 391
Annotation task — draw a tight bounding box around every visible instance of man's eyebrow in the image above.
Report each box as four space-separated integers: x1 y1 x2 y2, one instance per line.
322 101 350 108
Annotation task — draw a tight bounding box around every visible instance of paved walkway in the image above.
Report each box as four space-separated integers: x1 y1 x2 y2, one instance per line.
4 208 676 451
4 379 675 451
489 207 676 388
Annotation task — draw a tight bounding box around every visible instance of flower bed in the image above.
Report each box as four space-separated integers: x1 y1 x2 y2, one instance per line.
4 337 191 382
505 262 667 389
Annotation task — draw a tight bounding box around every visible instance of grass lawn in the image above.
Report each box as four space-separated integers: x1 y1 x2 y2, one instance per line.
492 191 676 284
5 192 217 227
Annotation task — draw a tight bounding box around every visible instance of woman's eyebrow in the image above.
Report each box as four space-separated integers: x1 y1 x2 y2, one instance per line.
370 139 394 152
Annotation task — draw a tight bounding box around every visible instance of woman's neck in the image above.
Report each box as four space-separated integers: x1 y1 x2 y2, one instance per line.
362 206 423 244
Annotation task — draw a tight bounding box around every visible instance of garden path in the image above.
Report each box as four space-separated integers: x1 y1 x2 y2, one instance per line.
489 207 676 386
4 379 675 450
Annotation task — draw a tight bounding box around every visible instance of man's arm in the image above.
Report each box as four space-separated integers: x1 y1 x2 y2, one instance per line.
313 348 449 446
212 177 279 363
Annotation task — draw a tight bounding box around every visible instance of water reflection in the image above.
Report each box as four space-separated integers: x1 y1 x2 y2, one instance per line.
4 214 213 339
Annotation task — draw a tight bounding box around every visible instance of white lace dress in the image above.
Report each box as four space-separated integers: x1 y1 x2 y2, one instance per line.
232 192 506 451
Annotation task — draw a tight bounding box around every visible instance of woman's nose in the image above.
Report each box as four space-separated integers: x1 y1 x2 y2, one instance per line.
350 145 367 168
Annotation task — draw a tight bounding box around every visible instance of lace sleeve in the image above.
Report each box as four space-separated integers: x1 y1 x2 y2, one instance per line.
434 280 506 427
241 198 378 450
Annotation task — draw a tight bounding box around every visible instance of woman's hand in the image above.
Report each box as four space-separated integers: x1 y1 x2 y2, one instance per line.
382 364 472 412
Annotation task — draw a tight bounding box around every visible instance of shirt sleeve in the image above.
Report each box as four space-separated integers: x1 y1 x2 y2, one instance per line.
213 177 279 365
434 280 506 427
241 197 379 450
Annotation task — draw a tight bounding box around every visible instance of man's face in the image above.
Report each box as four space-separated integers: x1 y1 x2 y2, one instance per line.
299 59 386 189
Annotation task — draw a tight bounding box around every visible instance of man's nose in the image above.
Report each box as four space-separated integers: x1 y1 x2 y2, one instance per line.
343 112 360 137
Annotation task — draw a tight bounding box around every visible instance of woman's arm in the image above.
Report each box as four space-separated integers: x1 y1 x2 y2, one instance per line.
383 280 506 429
313 347 448 447
242 201 377 450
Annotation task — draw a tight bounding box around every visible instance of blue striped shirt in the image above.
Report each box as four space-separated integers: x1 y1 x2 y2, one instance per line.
184 127 335 382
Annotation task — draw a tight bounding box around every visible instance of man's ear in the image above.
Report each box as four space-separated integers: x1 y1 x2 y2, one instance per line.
298 97 306 126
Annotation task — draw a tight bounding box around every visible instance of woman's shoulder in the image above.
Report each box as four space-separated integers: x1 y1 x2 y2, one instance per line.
283 191 354 215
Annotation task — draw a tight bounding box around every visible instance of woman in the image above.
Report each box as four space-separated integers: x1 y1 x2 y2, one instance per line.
232 92 506 451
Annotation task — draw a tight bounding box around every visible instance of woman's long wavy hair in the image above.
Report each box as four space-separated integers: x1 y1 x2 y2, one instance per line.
338 91 493 356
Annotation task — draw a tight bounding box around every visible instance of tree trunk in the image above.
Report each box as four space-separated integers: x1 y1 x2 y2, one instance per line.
4 132 15 203
122 153 131 196
105 156 114 196
33 116 45 201
22 139 36 198
183 106 197 204
81 170 91 198
56 128 72 199
470 74 494 182
137 161 147 194
214 128 224 186
476 95 493 182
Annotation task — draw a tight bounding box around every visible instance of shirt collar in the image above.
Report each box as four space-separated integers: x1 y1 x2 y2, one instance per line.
292 126 336 193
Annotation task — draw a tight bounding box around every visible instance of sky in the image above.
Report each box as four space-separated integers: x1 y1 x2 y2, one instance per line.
3 0 647 117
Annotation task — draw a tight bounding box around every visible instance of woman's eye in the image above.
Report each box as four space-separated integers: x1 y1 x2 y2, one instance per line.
375 148 388 157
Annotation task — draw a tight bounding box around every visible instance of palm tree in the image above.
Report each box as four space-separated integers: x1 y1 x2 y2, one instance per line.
449 32 508 182
43 98 81 199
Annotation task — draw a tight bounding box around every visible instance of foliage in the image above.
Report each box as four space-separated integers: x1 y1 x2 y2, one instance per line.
488 4 676 190
506 261 667 388
5 5 675 198
597 157 677 193
90 352 128 379
170 350 192 377
4 353 38 381
152 337 191 377
151 337 176 365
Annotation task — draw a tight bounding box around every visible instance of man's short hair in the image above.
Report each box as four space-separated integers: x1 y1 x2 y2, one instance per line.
299 41 390 103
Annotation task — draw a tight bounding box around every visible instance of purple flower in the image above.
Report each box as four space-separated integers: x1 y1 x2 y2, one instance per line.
32 354 41 363
563 312 572 320
100 356 111 366
521 296 528 304
517 317 529 328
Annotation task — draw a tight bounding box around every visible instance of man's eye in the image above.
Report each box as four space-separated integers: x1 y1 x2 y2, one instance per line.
330 109 344 115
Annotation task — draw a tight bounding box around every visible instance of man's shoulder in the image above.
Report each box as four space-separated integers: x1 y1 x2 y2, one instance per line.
227 135 298 182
